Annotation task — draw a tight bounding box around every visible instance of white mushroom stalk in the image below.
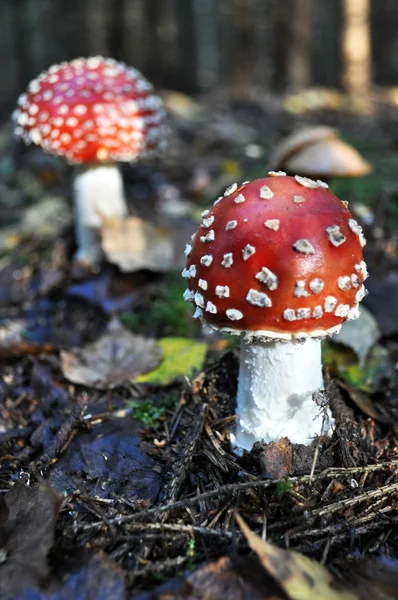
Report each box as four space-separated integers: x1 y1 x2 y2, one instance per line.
73 163 127 263
232 337 329 450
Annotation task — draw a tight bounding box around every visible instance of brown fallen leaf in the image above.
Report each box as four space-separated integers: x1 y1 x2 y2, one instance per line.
60 318 162 389
100 215 174 273
235 513 358 600
0 482 62 600
257 437 293 479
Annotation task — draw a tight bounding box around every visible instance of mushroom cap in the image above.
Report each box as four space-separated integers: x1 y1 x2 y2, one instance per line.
13 56 166 164
283 137 372 178
269 126 337 172
183 175 368 341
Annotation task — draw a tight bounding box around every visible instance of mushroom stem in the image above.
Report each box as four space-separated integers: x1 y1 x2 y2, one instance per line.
73 162 128 264
232 338 332 450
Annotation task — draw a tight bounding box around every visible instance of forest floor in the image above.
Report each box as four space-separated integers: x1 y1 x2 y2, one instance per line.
2 90 398 599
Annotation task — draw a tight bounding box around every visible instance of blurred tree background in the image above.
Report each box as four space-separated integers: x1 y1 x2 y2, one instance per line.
1 0 397 112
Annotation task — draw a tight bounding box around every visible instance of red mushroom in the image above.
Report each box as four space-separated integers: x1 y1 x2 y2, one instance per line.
183 174 368 450
13 56 166 268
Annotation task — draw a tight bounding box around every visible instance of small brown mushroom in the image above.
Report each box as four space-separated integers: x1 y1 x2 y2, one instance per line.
269 126 372 179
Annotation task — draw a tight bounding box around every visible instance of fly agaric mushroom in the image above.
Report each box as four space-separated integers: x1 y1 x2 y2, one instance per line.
183 174 368 450
269 126 372 179
13 56 166 267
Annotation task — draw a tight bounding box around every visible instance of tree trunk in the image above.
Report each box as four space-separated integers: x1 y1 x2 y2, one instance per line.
342 0 371 107
273 0 312 92
233 0 254 99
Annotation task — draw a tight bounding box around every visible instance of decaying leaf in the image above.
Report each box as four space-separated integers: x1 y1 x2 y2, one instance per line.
135 337 207 385
101 215 174 273
61 318 162 389
235 513 358 600
48 419 163 502
14 554 125 600
133 556 284 600
334 306 380 367
0 482 62 600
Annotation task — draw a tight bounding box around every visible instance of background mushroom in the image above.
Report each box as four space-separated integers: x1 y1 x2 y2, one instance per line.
183 174 368 450
13 56 166 270
269 126 372 180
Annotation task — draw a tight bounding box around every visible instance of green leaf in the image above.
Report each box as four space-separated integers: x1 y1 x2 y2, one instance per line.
135 337 207 385
322 341 393 393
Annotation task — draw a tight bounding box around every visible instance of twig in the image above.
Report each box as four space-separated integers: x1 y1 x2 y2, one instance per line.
124 521 233 539
80 459 398 533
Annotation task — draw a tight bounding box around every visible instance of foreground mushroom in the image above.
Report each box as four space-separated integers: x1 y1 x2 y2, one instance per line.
269 126 372 179
13 56 166 268
183 174 368 450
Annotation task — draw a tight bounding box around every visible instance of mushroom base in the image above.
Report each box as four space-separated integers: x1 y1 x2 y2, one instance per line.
74 163 128 264
232 338 333 451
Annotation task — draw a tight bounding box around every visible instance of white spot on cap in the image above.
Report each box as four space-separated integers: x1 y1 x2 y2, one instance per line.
297 308 311 320
338 276 351 291
317 180 329 188
324 296 337 312
74 104 88 115
294 281 309 297
226 220 237 230
194 292 205 307
28 104 39 116
255 267 278 291
347 305 360 320
224 183 238 196
335 304 350 317
283 309 296 321
341 200 349 208
355 261 369 280
202 215 215 228
198 279 208 290
200 255 213 267
226 308 243 321
184 244 192 257
313 306 323 319
214 196 223 206
242 245 255 260
183 289 194 302
355 286 366 303
182 264 197 279
268 171 286 177
201 209 210 218
351 274 360 288
206 301 217 314
60 133 71 144
200 230 215 243
326 225 346 247
66 117 79 127
348 218 366 247
221 253 233 268
234 193 245 204
215 285 230 298
309 278 324 294
246 289 272 307
30 129 42 144
193 307 203 319
295 175 320 189
293 195 305 203
293 239 315 255
264 219 279 231
259 185 273 200
43 90 53 101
